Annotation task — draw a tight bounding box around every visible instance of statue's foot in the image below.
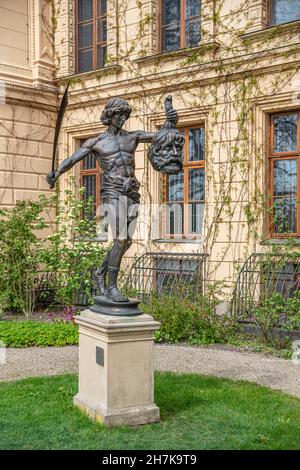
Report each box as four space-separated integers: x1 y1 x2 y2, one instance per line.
107 286 128 302
93 272 107 297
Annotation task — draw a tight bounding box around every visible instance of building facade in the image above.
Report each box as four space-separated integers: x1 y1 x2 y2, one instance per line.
1 0 300 304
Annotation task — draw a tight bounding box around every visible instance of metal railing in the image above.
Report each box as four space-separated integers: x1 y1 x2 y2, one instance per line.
124 251 207 302
231 252 300 320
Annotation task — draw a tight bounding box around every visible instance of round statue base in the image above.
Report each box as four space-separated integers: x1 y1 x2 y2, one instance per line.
90 295 143 316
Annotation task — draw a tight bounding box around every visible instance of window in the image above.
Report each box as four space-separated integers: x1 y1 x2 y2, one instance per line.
161 0 201 52
271 0 300 25
76 0 107 73
269 111 300 236
79 140 107 234
162 126 205 238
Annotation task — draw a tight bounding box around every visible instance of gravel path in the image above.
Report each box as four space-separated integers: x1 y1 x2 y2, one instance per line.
0 344 300 398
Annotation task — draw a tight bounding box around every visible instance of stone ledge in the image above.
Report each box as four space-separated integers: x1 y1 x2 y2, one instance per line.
74 394 160 427
241 19 300 43
134 42 220 66
152 238 204 244
260 238 300 246
57 64 123 83
75 310 160 343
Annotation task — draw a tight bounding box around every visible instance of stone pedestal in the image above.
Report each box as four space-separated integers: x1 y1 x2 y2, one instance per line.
73 309 161 427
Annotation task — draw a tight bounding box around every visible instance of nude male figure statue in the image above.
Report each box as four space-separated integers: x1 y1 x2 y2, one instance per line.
46 96 183 302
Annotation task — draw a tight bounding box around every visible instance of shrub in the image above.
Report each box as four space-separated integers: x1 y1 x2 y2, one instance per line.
252 291 300 349
142 285 236 344
0 199 49 318
0 321 79 347
0 180 107 317
40 183 107 308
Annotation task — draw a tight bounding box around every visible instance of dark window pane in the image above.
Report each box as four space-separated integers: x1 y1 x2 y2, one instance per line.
272 0 300 25
100 173 104 203
189 168 205 201
162 0 180 25
78 49 93 72
188 203 204 234
97 19 107 42
188 167 205 234
185 0 201 18
166 203 184 234
185 18 201 47
273 113 298 152
274 159 297 197
82 152 97 170
167 172 184 201
162 23 181 51
78 0 93 21
98 0 107 16
79 22 93 48
273 197 297 233
188 127 204 161
97 46 106 68
82 174 96 218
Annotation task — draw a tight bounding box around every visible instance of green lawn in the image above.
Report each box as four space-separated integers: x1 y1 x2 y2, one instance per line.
0 372 300 450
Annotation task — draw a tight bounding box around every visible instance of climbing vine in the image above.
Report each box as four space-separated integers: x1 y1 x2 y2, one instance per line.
3 0 300 306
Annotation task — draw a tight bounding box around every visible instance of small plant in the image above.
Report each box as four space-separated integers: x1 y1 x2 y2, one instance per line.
47 306 78 324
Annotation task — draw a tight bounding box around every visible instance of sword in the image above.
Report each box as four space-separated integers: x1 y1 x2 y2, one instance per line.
47 82 69 188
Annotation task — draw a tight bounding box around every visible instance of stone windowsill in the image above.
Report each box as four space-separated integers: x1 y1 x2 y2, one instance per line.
134 42 220 66
75 236 109 242
260 238 300 246
152 238 204 244
241 19 300 43
58 64 122 83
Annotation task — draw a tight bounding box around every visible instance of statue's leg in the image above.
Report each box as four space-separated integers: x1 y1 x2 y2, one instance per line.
93 253 109 296
106 197 139 302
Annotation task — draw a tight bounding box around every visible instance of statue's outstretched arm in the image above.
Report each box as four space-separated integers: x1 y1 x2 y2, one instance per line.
135 100 179 143
46 146 92 189
135 131 156 143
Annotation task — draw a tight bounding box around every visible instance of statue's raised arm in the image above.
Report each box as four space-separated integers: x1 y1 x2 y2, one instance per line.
147 96 184 175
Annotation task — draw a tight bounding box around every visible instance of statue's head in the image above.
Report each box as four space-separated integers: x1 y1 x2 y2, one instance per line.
148 128 184 174
101 97 132 128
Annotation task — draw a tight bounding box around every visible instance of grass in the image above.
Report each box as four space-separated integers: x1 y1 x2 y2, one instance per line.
0 320 78 347
0 372 300 450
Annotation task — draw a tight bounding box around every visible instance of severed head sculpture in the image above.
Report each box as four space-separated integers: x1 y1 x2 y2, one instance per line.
148 96 184 175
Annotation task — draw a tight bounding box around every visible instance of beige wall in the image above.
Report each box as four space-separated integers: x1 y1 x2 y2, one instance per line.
0 0 57 210
1 0 300 295
51 1 300 294
0 0 29 75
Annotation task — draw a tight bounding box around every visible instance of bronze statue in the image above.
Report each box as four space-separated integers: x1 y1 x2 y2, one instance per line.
46 96 183 302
